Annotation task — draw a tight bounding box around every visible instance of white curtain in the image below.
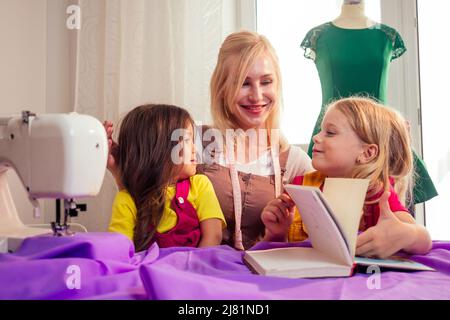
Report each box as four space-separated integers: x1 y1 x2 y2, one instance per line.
74 0 237 123
71 0 239 231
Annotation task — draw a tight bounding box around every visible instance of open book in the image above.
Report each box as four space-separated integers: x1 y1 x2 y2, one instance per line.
244 178 435 278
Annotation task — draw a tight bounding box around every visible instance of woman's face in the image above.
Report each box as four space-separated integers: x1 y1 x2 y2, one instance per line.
231 54 277 131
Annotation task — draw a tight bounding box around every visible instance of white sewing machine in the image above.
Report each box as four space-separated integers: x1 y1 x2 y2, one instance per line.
0 111 108 252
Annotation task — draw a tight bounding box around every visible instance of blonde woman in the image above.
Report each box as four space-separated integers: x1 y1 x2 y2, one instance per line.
262 97 432 259
196 31 312 250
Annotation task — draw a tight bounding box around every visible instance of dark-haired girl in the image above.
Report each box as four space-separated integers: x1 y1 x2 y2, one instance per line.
108 104 226 252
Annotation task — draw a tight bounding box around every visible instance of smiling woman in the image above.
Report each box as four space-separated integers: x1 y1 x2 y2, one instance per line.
210 31 283 137
232 55 276 130
197 31 313 250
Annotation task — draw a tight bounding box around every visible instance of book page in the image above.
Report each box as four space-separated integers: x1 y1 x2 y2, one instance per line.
322 178 369 258
244 247 352 278
285 185 352 266
354 256 435 272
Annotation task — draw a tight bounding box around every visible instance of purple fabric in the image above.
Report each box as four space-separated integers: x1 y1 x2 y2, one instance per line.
1 232 450 300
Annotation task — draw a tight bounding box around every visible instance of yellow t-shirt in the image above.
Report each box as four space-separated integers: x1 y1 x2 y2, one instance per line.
288 171 327 242
108 174 226 241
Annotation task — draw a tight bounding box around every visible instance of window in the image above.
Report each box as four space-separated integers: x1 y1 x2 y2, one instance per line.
254 0 448 238
256 0 381 145
418 0 450 240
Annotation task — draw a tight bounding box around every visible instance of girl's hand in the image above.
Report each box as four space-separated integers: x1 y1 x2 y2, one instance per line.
103 121 119 172
356 191 415 259
198 218 223 247
262 193 296 242
103 121 124 189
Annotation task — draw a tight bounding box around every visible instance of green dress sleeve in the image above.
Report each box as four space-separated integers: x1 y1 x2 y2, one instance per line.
379 24 407 61
391 30 407 61
300 23 329 61
300 28 316 60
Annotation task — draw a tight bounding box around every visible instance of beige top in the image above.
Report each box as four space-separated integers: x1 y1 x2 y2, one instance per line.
197 141 312 249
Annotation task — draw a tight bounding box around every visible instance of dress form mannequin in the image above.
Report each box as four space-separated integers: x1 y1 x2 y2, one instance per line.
300 1 439 204
333 0 376 29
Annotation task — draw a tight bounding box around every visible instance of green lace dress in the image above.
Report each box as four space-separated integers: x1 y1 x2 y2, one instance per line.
301 22 437 204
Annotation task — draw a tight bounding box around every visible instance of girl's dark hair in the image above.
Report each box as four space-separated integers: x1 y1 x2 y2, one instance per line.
117 104 195 252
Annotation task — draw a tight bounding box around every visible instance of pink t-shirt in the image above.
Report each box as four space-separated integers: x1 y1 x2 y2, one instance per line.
362 180 409 230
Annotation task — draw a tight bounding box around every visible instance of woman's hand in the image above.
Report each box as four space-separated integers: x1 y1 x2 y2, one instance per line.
262 193 296 242
356 191 431 259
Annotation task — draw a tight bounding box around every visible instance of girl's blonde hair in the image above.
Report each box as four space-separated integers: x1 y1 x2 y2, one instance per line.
210 30 288 150
328 97 414 206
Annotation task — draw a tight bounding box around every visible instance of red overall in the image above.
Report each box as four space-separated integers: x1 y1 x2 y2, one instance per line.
154 178 201 248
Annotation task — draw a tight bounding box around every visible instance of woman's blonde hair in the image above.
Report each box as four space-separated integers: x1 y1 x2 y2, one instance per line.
210 30 288 150
328 97 414 206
